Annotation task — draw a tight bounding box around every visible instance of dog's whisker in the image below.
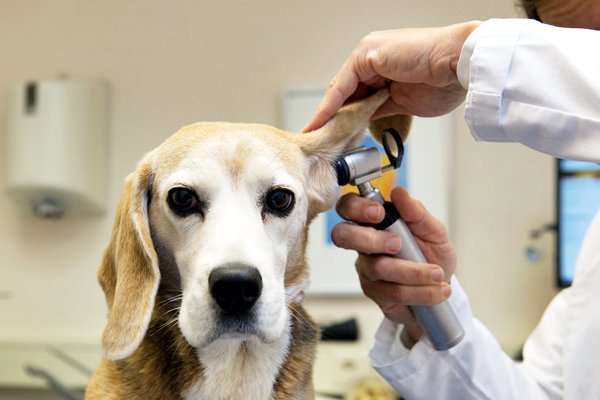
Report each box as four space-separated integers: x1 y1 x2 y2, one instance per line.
157 305 182 319
158 306 180 322
157 299 182 308
158 289 183 296
283 292 306 302
152 315 181 338
156 298 183 311
286 303 313 328
152 305 182 330
160 317 179 330
160 290 184 296
158 299 183 310
165 330 193 357
164 336 183 356
288 311 310 330
157 295 184 307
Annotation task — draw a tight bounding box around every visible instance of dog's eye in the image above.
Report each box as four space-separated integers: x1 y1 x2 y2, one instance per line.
264 188 295 217
167 187 202 216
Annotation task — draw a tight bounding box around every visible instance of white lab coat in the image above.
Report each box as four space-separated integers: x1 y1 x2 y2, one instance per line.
369 19 600 399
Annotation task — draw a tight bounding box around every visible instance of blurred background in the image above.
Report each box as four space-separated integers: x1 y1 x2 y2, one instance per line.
0 1 560 398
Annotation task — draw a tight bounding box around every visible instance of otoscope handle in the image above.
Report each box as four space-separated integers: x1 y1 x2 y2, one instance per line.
375 202 464 350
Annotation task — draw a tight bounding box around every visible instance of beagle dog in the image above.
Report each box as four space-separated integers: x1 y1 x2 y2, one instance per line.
86 90 410 400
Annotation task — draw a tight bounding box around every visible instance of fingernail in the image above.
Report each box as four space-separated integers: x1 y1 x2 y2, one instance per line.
332 227 345 244
386 237 401 253
366 205 381 221
431 269 444 282
441 283 452 297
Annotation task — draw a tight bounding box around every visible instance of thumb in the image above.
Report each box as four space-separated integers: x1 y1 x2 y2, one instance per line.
390 187 448 244
365 30 438 86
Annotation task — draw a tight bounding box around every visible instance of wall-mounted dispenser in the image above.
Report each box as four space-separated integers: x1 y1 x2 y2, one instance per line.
5 78 108 219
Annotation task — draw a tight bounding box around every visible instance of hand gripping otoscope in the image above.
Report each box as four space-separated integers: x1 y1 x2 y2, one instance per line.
334 129 464 350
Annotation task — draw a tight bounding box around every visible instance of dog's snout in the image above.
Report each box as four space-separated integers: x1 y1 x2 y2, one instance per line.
209 264 263 315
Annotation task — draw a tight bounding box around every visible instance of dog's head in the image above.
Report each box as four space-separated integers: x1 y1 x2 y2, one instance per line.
97 90 411 360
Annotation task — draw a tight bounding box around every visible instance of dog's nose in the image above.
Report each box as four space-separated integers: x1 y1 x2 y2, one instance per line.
209 264 263 315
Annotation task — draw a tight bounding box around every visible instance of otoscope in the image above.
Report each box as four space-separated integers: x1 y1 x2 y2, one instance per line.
334 129 464 350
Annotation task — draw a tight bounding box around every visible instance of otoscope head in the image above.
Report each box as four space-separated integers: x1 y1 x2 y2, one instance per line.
334 147 382 186
334 128 405 186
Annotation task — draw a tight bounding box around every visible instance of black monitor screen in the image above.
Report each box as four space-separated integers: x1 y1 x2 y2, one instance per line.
557 160 600 287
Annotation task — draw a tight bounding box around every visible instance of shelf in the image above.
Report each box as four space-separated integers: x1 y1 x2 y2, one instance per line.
0 342 100 389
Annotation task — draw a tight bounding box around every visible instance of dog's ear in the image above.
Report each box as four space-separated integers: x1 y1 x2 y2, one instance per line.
294 90 411 216
368 114 412 145
97 159 159 361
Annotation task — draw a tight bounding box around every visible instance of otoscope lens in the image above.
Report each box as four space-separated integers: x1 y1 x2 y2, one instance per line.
382 128 404 169
334 158 351 186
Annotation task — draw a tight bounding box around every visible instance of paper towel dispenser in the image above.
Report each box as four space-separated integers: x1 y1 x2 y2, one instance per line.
5 78 109 218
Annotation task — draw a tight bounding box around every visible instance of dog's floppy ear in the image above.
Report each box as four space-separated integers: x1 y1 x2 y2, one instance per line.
294 89 411 216
97 158 159 361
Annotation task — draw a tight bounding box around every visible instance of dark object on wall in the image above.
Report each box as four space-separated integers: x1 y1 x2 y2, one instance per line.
320 318 359 341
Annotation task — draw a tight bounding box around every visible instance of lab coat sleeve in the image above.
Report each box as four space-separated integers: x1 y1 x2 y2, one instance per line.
457 19 600 163
516 288 569 399
369 278 563 400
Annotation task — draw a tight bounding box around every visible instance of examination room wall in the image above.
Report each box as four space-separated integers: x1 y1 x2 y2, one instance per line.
0 0 553 387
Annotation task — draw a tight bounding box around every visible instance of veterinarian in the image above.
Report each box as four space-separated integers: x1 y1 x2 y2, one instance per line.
304 0 600 398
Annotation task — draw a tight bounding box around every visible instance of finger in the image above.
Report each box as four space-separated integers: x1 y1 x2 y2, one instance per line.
356 255 445 285
336 193 384 224
358 274 451 306
388 81 466 117
331 222 401 255
301 88 344 133
378 302 419 326
346 82 374 104
303 43 392 133
390 187 449 244
302 61 361 132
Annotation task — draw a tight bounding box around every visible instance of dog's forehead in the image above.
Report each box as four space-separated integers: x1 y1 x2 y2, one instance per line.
152 122 306 185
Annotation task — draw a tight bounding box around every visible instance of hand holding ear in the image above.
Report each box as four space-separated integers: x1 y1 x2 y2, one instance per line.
303 22 481 132
331 187 456 343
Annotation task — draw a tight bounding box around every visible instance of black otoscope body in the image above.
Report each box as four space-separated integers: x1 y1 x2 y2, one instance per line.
334 129 464 350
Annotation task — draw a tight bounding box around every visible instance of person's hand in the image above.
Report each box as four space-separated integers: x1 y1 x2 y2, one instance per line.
303 21 481 132
331 187 456 342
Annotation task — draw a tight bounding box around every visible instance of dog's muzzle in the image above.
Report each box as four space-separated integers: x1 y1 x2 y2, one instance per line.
209 264 262 316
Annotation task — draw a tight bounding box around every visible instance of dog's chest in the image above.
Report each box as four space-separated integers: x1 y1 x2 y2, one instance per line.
183 335 290 400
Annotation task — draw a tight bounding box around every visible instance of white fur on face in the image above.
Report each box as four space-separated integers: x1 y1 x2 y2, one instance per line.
153 133 309 350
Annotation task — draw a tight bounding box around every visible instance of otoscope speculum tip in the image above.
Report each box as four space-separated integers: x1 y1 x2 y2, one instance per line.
334 158 351 186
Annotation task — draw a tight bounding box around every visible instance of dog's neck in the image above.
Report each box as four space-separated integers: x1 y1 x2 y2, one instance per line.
184 327 291 399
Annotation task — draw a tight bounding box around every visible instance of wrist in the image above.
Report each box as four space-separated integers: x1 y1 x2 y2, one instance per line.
400 324 423 349
448 20 482 74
